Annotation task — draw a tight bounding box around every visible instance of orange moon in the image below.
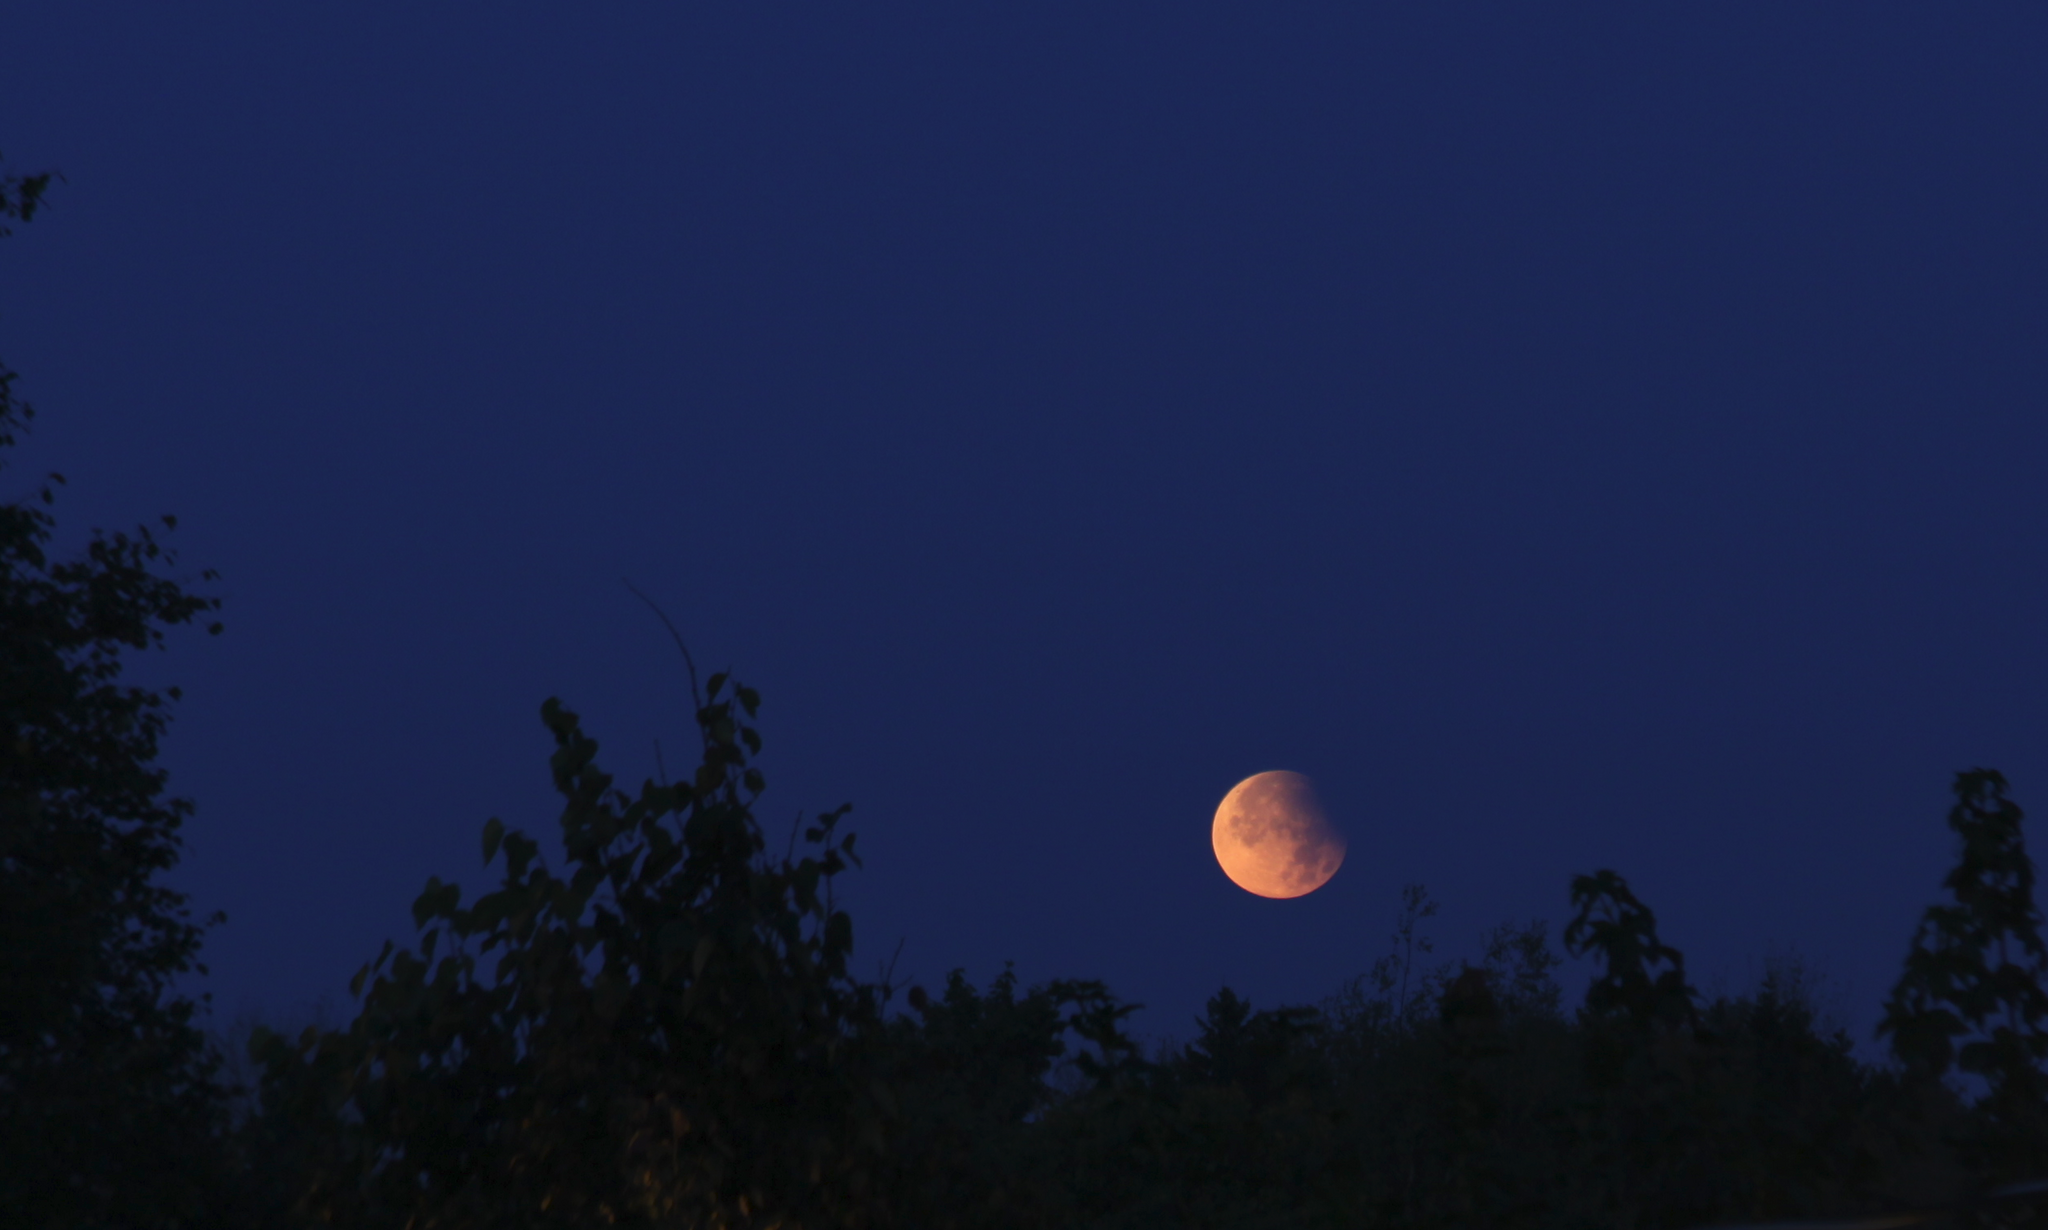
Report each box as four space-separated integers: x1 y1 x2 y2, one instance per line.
1211 771 1345 899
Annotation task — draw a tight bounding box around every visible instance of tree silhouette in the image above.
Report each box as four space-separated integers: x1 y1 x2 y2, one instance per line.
1566 868 1698 1032
0 153 232 1228
1880 768 2048 1181
255 679 894 1228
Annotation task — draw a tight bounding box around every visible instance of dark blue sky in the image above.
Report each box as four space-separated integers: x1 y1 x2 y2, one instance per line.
7 3 2046 1051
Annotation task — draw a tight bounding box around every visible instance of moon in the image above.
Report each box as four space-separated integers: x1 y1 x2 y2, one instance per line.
1212 771 1345 899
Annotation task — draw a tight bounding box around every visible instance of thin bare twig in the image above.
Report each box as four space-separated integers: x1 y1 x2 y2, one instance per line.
622 578 708 753
877 937 908 1001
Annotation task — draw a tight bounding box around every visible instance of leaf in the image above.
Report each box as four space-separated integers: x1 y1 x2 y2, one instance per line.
503 832 539 879
412 876 461 927
482 816 505 865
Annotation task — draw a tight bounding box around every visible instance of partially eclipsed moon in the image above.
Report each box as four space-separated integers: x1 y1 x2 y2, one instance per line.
1212 771 1345 899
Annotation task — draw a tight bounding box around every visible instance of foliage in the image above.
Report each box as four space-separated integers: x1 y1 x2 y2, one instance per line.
1565 868 1698 1032
0 153 232 1228
877 966 1144 1230
920 873 1982 1230
1880 768 2048 1180
254 679 894 1229
0 154 55 237
219 689 2048 1230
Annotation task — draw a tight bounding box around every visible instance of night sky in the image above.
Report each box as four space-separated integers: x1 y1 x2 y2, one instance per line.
7 3 2046 1054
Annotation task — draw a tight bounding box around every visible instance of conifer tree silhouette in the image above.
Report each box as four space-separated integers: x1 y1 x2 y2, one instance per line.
1880 769 2048 1180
